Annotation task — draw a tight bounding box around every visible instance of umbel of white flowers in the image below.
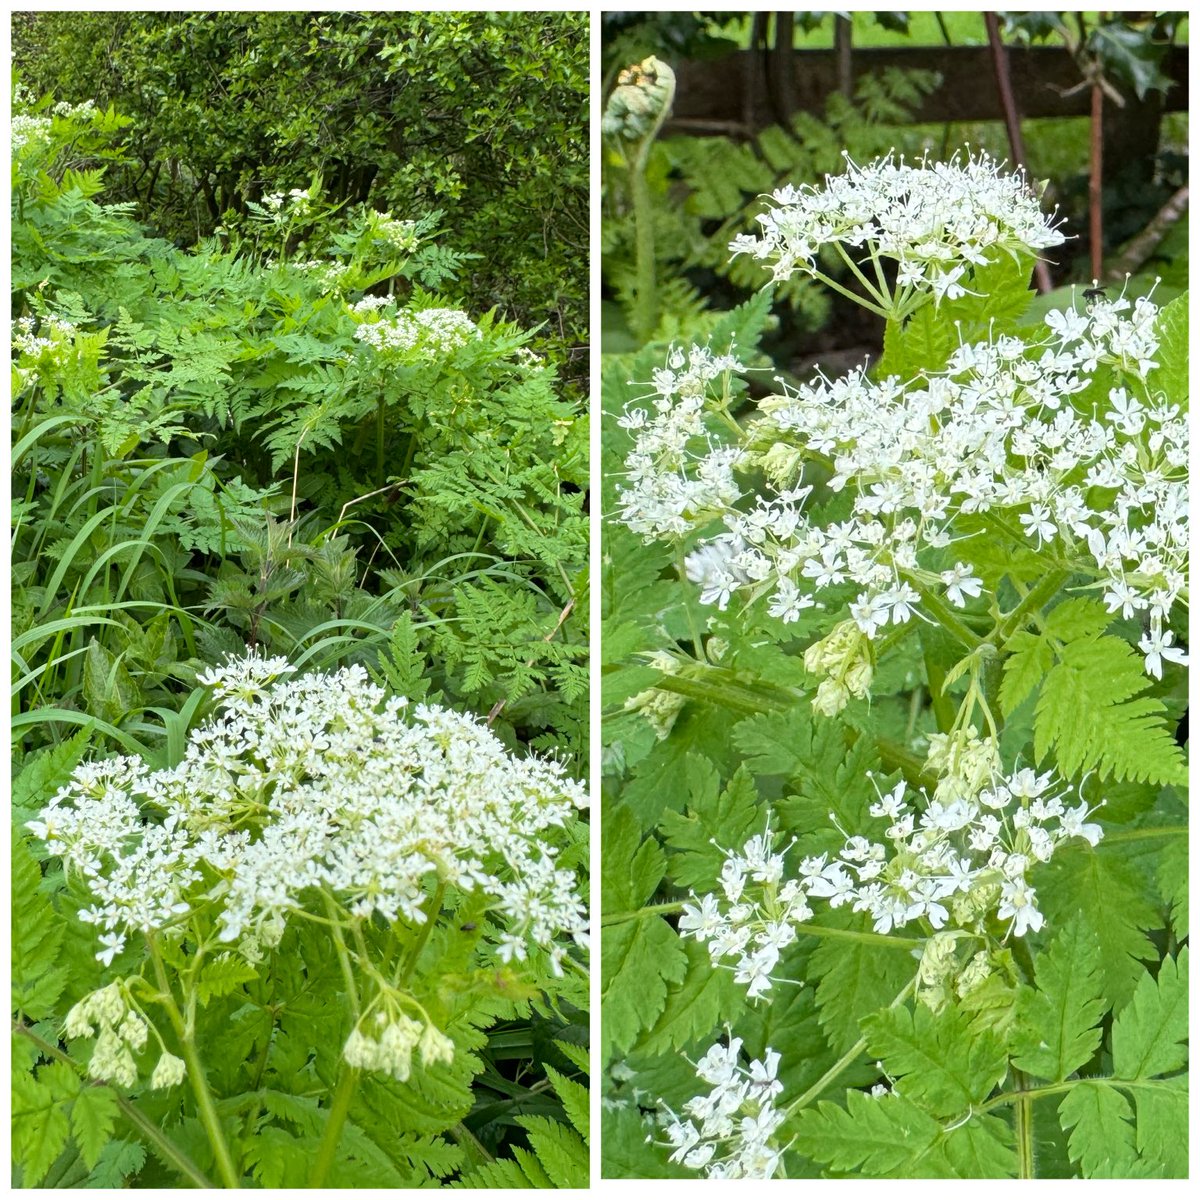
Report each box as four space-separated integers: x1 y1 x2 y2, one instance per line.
729 149 1065 318
30 654 590 978
619 287 1187 683
679 743 1103 1002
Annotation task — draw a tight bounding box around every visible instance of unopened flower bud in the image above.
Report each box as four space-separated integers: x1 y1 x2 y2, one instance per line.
150 1051 186 1090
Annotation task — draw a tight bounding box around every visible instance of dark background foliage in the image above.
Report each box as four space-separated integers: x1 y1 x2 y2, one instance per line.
12 9 589 390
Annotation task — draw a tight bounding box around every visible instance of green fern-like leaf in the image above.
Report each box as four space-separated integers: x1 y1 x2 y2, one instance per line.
1011 915 1108 1082
1034 634 1186 784
863 1003 1008 1119
792 1089 942 1175
1111 948 1188 1080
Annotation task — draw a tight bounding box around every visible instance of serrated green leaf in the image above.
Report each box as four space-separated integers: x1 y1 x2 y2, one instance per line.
602 802 666 914
922 1111 1016 1178
1035 634 1186 784
12 1068 72 1186
1132 1079 1188 1177
1145 290 1187 409
1058 1081 1137 1177
71 1085 119 1171
660 764 761 890
1156 836 1187 940
636 938 745 1057
86 1138 146 1188
600 916 687 1063
195 954 257 1006
517 1114 588 1187
1111 948 1188 1079
1038 843 1159 1010
1000 629 1054 717
864 1003 1008 1117
808 920 915 1055
793 1089 941 1174
544 1065 589 1142
12 833 67 1019
1012 914 1108 1081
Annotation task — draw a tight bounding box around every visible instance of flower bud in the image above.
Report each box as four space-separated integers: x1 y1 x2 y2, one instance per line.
150 1051 186 1090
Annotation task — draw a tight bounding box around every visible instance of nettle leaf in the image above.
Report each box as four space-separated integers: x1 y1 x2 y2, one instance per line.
1058 1081 1138 1177
1012 914 1108 1082
600 915 688 1063
659 764 761 890
1111 948 1188 1080
1038 842 1159 1010
1034 633 1186 785
792 1088 941 1175
863 1003 1008 1118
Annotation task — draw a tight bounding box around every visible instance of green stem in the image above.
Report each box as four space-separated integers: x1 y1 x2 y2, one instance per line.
920 633 956 736
148 943 240 1188
630 165 658 340
398 879 447 984
996 569 1071 646
375 395 386 488
651 672 780 715
1012 1066 1035 1178
1100 825 1187 843
13 1023 216 1189
308 1064 360 1188
910 579 982 651
785 977 917 1117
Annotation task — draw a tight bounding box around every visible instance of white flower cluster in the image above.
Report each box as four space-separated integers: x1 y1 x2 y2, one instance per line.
12 99 100 155
261 187 311 215
622 289 1187 678
729 150 1064 303
62 982 186 1089
616 343 748 540
13 313 77 359
287 258 350 291
373 213 419 253
662 1037 785 1178
30 655 589 979
343 1010 455 1081
354 306 478 357
680 748 1103 999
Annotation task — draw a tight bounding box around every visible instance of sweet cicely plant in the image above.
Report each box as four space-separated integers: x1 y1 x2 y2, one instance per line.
16 655 588 1188
602 150 1186 1179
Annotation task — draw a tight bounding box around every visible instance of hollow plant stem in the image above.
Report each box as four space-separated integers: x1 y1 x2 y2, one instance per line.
308 1064 360 1188
149 942 240 1188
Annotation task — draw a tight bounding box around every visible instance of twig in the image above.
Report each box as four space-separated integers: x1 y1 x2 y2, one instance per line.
1105 184 1188 282
1090 77 1104 283
984 12 1054 294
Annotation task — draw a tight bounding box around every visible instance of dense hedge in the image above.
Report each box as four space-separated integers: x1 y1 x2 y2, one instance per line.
12 10 588 384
